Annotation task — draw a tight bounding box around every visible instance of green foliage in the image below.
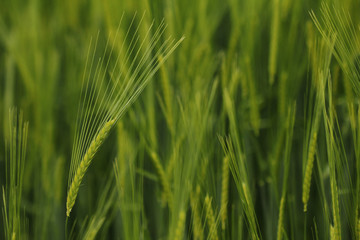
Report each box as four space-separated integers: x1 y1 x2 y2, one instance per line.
1 0 360 239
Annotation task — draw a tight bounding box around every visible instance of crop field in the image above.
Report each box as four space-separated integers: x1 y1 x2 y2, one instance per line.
1 0 360 239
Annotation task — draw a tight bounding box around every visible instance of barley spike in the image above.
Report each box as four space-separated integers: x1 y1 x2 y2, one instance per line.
220 156 229 230
174 211 186 240
205 195 218 240
66 119 115 217
302 132 317 212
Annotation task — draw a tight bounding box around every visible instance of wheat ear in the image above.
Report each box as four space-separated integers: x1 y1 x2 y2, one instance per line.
66 119 115 217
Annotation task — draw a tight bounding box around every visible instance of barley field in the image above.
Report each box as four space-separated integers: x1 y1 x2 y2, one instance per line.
1 0 360 239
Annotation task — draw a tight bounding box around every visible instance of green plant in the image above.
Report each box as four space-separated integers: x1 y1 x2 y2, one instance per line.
2 109 28 240
2 0 360 239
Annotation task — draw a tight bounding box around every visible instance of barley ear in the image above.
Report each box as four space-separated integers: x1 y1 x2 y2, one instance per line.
149 150 172 208
190 185 204 240
174 211 186 240
66 119 115 217
330 223 340 240
331 181 341 240
205 195 218 240
302 132 317 212
330 224 335 240
220 156 229 230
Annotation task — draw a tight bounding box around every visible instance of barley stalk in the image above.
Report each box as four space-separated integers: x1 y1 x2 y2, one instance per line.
159 55 174 135
246 57 260 136
278 71 288 119
356 217 360 240
276 196 285 240
3 109 29 239
269 0 280 85
239 72 248 99
302 132 317 212
66 119 115 217
242 182 251 208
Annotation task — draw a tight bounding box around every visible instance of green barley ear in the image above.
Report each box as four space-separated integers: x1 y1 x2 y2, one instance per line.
302 132 317 212
66 13 184 217
219 135 260 239
204 195 218 240
302 33 332 213
66 119 114 216
220 156 229 230
148 149 173 208
2 108 29 240
174 211 186 240
190 185 204 240
331 180 341 240
330 224 335 240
